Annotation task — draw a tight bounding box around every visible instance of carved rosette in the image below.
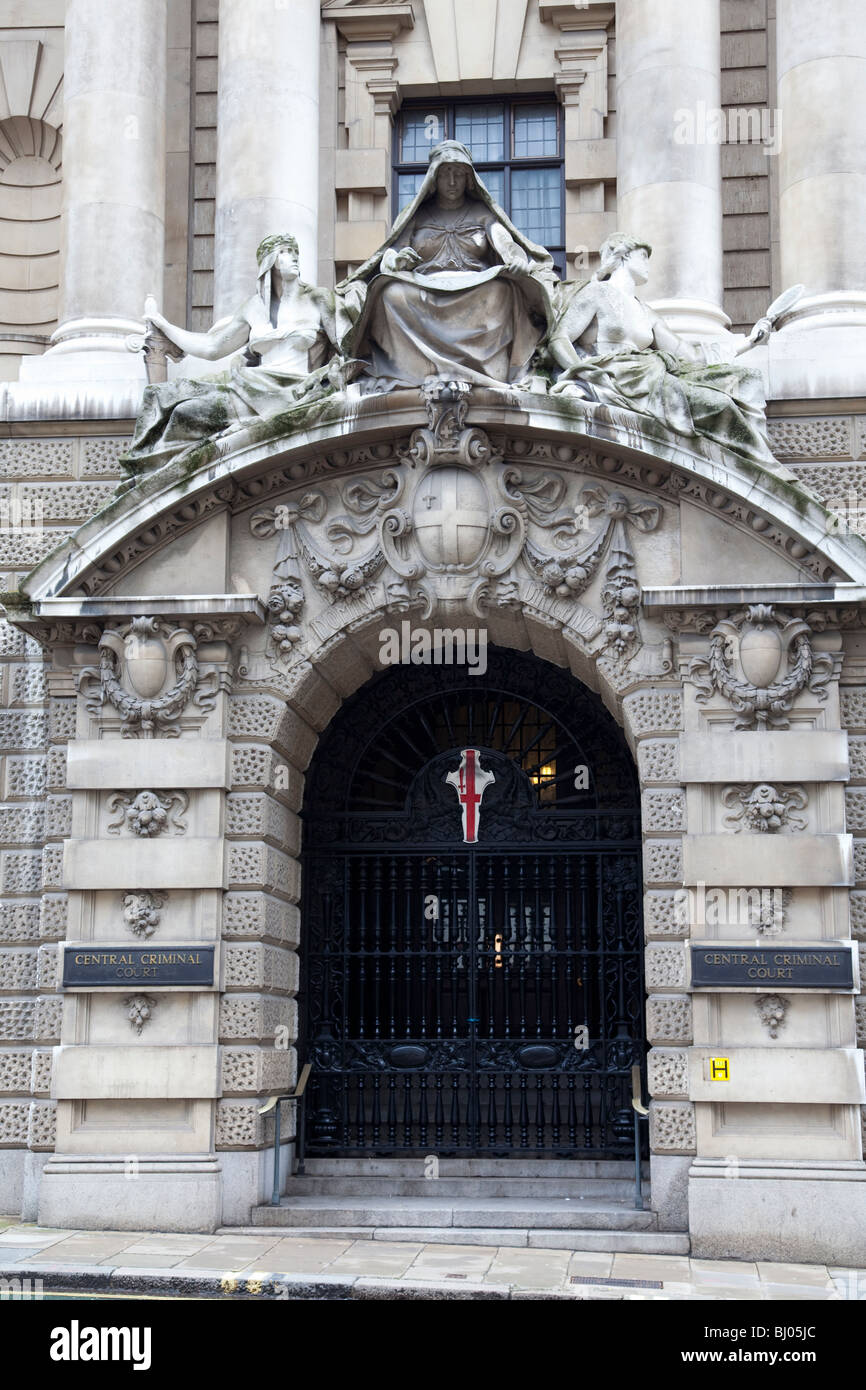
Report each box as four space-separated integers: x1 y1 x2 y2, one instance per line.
78 616 219 738
688 605 833 729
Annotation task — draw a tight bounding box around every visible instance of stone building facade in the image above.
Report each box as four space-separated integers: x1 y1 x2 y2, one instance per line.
0 0 865 1263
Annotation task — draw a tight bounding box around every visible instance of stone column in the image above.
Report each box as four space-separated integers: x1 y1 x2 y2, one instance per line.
213 0 320 319
776 0 866 327
41 0 167 371
615 0 727 338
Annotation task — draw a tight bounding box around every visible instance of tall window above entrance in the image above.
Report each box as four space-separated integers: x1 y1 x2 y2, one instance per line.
393 99 566 276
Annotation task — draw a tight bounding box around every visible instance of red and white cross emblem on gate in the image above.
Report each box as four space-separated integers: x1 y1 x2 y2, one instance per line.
445 749 495 844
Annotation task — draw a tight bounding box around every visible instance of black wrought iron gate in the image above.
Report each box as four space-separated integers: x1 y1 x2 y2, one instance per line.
300 649 646 1158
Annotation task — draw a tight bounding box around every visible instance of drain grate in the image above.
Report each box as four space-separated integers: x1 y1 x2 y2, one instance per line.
570 1276 663 1289
445 1273 469 1280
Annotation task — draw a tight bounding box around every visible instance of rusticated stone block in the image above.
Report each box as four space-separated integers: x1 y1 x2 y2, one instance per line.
637 739 680 785
645 944 687 991
623 689 683 738
0 1099 29 1144
28 1100 56 1149
650 1101 696 1154
223 944 298 995
642 790 686 833
643 890 688 939
643 839 683 885
647 1048 690 1099
0 948 38 991
646 995 692 1044
222 892 299 945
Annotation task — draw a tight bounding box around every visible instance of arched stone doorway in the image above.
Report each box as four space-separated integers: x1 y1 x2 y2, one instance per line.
299 645 646 1159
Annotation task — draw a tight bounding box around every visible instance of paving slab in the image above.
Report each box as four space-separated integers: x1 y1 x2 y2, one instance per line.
756 1261 833 1287
327 1242 425 1277
408 1243 498 1278
0 1230 69 1247
611 1252 693 1282
567 1251 614 1278
689 1258 761 1286
484 1248 571 1288
759 1284 838 1300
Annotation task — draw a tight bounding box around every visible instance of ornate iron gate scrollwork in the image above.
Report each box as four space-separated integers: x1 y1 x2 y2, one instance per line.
300 648 646 1157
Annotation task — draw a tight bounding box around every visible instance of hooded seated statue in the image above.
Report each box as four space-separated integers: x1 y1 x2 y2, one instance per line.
343 139 557 390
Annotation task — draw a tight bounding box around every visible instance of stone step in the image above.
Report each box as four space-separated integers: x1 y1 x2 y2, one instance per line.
228 1224 689 1254
250 1195 658 1230
284 1176 640 1198
298 1158 646 1179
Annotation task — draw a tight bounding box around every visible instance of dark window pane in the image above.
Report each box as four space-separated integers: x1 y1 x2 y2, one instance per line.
513 104 558 159
476 167 504 206
397 172 427 211
454 103 505 162
401 109 446 162
510 167 562 246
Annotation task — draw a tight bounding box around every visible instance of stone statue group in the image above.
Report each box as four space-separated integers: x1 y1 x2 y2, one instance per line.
128 140 783 471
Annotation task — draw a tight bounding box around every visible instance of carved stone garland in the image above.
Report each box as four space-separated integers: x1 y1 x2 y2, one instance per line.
79 616 219 738
688 604 833 729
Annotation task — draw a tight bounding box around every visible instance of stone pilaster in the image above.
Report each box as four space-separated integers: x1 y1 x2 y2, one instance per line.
541 3 615 273
326 5 413 277
775 0 866 327
213 0 321 311
21 0 167 382
615 0 728 338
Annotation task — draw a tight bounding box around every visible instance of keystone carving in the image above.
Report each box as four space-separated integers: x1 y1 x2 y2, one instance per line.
753 887 792 936
688 605 833 729
125 994 157 1035
122 890 166 938
721 783 808 834
79 616 219 738
250 381 662 658
755 993 788 1038
107 790 188 838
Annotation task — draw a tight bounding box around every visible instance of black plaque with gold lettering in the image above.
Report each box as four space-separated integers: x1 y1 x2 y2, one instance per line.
690 943 855 989
62 946 215 987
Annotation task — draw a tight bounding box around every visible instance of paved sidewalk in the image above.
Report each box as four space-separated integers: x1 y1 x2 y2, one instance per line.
1 1218 863 1299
